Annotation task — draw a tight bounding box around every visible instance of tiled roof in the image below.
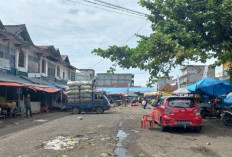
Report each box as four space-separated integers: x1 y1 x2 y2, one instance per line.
159 83 177 91
4 24 33 45
38 45 62 60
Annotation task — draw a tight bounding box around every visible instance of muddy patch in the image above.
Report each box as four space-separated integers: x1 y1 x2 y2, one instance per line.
191 146 220 157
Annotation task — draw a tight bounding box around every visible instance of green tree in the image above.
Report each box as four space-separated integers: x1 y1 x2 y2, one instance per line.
92 0 232 85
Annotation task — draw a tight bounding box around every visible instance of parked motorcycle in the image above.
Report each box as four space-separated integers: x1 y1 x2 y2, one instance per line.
221 109 232 126
200 102 222 119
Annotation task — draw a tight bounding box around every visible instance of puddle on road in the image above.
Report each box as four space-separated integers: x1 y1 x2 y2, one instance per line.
114 130 128 157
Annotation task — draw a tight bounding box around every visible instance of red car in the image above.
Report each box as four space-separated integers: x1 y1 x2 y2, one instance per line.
152 96 202 132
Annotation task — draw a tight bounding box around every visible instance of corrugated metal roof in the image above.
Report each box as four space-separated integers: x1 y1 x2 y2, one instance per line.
0 73 33 85
0 73 46 87
20 76 66 89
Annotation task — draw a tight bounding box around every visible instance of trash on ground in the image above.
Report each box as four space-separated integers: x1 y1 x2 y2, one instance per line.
34 119 47 122
43 135 87 150
100 152 112 157
131 130 140 133
206 142 211 145
78 116 83 120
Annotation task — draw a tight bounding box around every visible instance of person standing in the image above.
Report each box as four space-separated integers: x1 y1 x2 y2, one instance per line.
25 94 32 118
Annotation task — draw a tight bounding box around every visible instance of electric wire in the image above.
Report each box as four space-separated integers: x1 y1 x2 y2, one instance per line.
66 0 147 19
93 0 148 16
88 21 149 68
76 0 146 17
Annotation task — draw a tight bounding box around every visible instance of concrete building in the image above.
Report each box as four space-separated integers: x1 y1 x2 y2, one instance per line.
76 69 95 81
75 69 95 81
157 77 174 90
179 65 215 87
221 61 230 80
96 73 134 87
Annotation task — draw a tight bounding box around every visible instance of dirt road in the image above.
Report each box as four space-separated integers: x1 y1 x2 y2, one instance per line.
0 106 232 157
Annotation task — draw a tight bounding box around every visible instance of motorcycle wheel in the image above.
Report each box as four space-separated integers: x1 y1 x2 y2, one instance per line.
223 115 232 126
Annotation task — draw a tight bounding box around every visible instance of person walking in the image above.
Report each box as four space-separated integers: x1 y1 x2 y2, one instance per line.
25 94 32 118
142 98 147 109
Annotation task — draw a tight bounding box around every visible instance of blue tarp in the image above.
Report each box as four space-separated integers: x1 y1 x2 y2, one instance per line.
97 87 154 93
186 78 232 97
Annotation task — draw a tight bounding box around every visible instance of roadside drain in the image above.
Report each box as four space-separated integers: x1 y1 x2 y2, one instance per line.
114 130 128 157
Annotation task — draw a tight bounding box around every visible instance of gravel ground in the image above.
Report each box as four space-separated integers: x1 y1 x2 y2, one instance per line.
0 106 232 157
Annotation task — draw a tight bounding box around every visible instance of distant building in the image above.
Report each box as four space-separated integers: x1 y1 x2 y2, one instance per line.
179 65 215 87
157 77 174 90
75 69 95 81
96 73 134 87
222 61 230 80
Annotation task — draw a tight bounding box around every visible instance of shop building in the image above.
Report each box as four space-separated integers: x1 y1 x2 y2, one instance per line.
0 20 76 119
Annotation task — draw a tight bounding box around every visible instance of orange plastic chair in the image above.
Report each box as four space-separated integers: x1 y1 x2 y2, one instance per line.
141 113 154 129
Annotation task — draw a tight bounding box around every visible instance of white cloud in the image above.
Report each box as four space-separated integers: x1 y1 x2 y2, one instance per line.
1 0 152 86
2 0 219 86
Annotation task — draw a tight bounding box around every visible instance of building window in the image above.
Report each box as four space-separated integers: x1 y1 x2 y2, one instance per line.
71 72 75 81
28 55 39 73
48 63 55 77
18 51 25 67
42 59 46 73
68 70 71 79
57 66 60 77
10 55 15 68
63 71 65 80
28 55 39 63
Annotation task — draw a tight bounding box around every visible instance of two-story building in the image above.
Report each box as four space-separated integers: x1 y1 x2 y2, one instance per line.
0 20 76 115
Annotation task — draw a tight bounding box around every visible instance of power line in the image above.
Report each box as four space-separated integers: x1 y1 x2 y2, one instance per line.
121 20 149 46
77 0 146 17
93 0 148 16
88 21 149 68
66 0 147 19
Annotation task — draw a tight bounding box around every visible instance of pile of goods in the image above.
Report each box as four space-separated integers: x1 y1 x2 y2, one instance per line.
0 102 15 108
66 81 93 103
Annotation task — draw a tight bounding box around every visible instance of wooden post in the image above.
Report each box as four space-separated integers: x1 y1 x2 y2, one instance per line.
60 91 62 105
5 86 7 102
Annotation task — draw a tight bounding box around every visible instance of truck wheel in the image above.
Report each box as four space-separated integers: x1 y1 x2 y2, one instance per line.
96 107 104 114
72 108 80 114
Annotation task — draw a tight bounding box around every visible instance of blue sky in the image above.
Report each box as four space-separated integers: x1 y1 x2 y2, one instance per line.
0 0 221 86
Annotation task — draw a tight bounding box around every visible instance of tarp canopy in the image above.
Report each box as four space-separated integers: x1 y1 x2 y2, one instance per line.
26 86 60 93
0 82 24 87
0 73 62 93
186 78 232 97
172 88 192 94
